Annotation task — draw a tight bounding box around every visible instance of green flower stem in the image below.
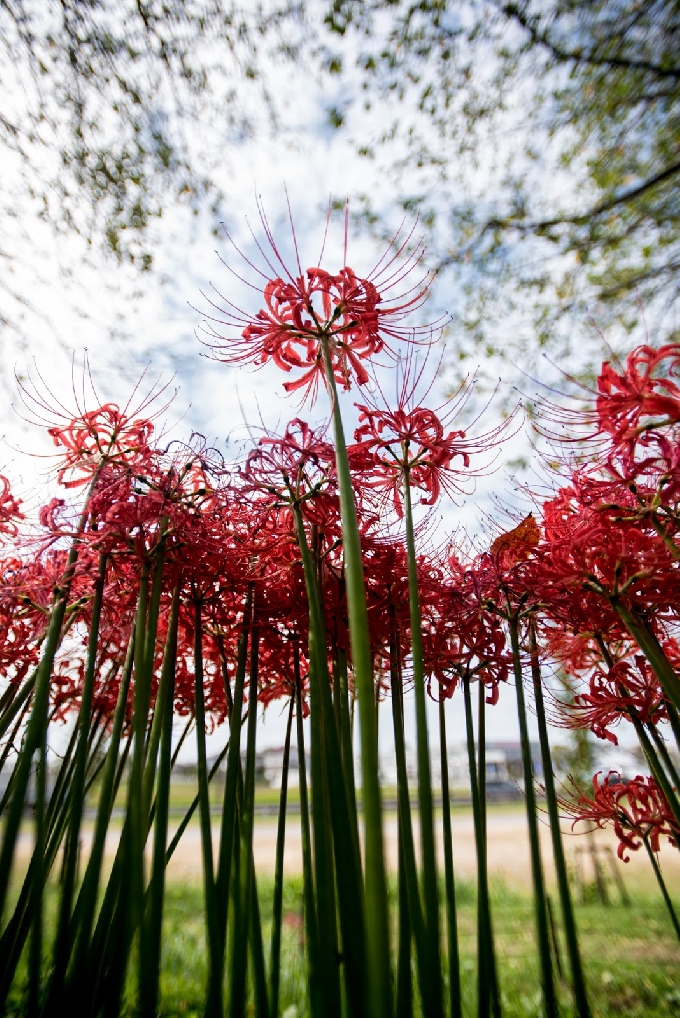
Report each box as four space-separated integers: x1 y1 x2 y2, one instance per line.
228 614 260 1018
294 651 323 1018
337 645 358 819
665 701 680 750
140 584 180 1018
270 693 295 1018
644 835 680 940
476 670 502 1016
69 623 136 978
249 876 269 1018
439 696 462 1018
228 606 260 1013
463 673 499 1018
193 599 221 1018
508 615 558 1018
396 831 413 1018
478 680 487 844
320 337 391 1018
164 736 230 865
388 618 432 1014
612 601 680 712
633 717 680 842
0 695 34 811
648 722 680 790
293 506 354 1018
215 582 253 944
0 531 86 925
528 622 591 1018
51 553 108 999
0 670 37 743
402 477 444 1016
27 721 46 1018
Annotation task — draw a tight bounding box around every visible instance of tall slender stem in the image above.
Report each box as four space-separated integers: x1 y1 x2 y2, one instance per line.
294 650 323 1018
228 614 260 1018
140 585 180 1018
194 599 221 1018
612 601 680 712
52 553 108 999
402 478 443 1016
463 673 499 1018
644 837 680 940
439 695 462 1018
529 622 591 1018
270 693 295 1018
320 337 391 1018
388 612 432 1014
508 614 558 1018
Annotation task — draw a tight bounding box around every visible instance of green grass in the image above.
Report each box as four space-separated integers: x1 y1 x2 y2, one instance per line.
5 874 678 1015
152 878 680 1017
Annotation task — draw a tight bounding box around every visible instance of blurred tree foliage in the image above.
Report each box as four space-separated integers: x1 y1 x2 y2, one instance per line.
321 0 680 381
0 0 300 269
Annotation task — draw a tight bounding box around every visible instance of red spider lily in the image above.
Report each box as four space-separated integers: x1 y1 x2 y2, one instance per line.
199 202 436 402
533 481 679 612
597 344 680 447
421 551 511 703
562 657 667 745
348 356 511 516
0 557 42 685
564 771 679 861
349 405 470 516
47 404 157 489
0 477 22 539
240 419 337 510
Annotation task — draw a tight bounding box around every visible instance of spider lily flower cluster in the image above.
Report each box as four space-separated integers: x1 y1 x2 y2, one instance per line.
0 209 679 1018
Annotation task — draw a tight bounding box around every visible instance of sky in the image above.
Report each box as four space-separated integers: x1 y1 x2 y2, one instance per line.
0 8 645 770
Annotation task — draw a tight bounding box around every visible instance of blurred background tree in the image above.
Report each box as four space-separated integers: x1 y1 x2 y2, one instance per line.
320 0 680 390
1 1 677 403
1 0 303 268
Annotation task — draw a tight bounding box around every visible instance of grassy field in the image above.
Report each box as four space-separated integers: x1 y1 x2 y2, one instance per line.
157 880 680 1017
7 876 677 1017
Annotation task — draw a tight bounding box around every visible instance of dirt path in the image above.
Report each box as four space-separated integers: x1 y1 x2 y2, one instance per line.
164 807 679 894
16 806 677 894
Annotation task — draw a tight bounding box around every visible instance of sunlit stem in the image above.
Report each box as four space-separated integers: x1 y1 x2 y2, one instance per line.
611 600 680 714
462 672 499 1018
214 583 253 1007
388 609 433 1014
648 723 680 794
270 693 295 1018
52 553 108 998
68 619 136 979
319 336 391 1018
439 695 462 1018
294 649 324 1018
633 717 680 844
140 584 180 1018
528 622 591 1018
643 835 680 941
402 474 444 1016
228 614 260 1018
28 717 47 1018
508 614 558 1018
293 501 365 1017
193 599 221 1018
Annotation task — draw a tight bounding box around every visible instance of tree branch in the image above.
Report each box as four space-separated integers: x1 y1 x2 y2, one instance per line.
486 159 680 235
499 2 680 81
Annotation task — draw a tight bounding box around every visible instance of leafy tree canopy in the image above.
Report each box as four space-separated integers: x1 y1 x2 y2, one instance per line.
1 0 300 268
320 0 680 388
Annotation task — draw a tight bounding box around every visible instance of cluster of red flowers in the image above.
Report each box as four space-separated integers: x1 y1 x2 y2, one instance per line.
563 772 678 861
2 234 679 870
